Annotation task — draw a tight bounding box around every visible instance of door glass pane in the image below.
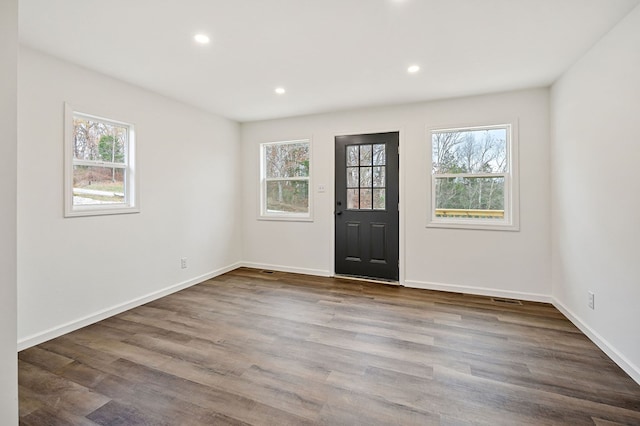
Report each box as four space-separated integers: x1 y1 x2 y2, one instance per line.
373 166 385 188
360 167 372 187
373 144 385 165
360 189 372 209
347 189 359 209
344 143 388 211
347 167 359 188
373 189 385 210
347 145 359 166
360 144 372 166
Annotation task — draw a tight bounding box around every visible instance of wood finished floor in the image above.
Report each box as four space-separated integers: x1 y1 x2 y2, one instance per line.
19 268 640 425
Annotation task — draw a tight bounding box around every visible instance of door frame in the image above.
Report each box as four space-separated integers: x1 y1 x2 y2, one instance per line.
331 127 405 285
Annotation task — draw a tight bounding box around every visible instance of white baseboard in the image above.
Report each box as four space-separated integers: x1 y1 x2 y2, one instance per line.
240 262 331 277
403 279 552 303
17 262 242 351
552 299 640 385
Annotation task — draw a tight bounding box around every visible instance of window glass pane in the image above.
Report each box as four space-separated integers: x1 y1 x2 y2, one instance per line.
265 142 309 178
66 106 137 217
360 167 372 187
260 139 311 218
373 144 385 165
73 116 127 164
360 189 372 209
72 165 125 206
347 189 359 209
432 128 507 174
265 180 309 213
435 176 505 219
360 144 372 166
346 145 359 166
347 167 359 188
373 166 385 188
373 189 385 210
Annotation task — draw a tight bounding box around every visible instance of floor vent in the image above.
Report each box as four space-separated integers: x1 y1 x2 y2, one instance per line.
260 270 275 274
491 297 523 305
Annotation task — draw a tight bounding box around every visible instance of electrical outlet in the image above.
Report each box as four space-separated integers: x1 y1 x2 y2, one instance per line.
180 257 188 269
588 291 595 310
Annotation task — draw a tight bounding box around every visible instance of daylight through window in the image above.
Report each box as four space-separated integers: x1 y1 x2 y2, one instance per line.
260 140 311 219
65 105 137 217
430 124 518 230
346 143 386 210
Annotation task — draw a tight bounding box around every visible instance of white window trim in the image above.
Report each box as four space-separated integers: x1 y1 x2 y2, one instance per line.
427 122 519 231
259 139 313 221
64 103 139 217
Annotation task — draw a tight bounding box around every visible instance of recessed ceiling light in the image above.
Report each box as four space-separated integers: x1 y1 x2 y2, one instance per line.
194 34 210 44
275 87 286 95
407 65 420 74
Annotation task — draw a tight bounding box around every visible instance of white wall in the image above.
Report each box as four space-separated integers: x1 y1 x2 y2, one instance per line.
0 0 19 423
241 88 551 301
551 5 640 383
17 48 243 347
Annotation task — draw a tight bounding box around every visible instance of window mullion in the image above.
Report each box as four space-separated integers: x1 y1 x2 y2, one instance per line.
264 176 309 182
73 159 126 169
433 172 506 179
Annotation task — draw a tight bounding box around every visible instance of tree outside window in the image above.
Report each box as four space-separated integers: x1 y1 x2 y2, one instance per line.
430 124 518 230
260 140 311 219
64 104 137 217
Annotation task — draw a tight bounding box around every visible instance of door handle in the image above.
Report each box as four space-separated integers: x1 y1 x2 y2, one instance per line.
336 211 343 216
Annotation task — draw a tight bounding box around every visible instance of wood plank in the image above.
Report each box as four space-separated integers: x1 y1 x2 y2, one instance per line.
18 267 640 425
18 361 110 417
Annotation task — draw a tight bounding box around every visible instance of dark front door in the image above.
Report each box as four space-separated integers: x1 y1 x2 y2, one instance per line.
335 132 399 281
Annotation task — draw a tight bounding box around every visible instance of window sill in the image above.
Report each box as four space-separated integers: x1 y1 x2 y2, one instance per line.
65 205 140 218
258 214 313 222
426 220 519 232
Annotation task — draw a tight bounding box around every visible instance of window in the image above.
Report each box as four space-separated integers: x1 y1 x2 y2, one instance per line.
429 123 518 230
64 104 138 217
260 140 311 220
346 143 386 210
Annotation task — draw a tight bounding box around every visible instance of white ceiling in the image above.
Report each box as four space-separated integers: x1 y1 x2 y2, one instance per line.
19 0 639 122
